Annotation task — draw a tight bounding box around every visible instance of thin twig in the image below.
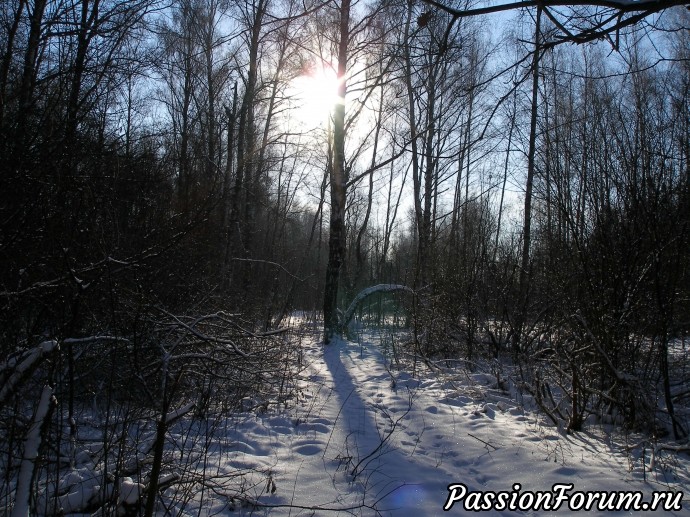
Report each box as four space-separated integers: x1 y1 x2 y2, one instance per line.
468 432 499 450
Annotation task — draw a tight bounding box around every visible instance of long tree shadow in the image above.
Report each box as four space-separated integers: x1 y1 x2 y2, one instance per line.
320 335 489 516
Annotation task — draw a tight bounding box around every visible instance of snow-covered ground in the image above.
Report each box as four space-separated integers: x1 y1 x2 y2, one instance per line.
163 330 690 516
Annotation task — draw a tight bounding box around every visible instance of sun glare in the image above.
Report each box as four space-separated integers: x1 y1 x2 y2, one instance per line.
290 66 341 129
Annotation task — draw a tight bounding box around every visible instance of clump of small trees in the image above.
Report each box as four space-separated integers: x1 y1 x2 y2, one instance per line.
392 6 690 438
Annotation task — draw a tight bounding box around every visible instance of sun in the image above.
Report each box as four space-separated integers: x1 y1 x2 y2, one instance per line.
289 64 341 129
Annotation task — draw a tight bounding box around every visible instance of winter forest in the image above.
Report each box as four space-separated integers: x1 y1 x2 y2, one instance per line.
1 0 690 513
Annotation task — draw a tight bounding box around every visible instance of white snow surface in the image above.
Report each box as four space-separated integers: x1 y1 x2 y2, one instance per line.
167 332 690 516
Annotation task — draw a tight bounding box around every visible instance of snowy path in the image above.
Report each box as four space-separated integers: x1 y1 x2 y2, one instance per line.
198 333 690 516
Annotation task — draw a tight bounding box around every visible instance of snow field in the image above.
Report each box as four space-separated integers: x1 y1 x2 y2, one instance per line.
165 331 690 515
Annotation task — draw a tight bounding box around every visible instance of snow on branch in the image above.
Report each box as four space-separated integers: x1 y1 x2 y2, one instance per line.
0 340 59 406
164 401 196 425
12 385 56 517
155 308 250 357
342 284 414 328
1 337 127 406
63 335 130 344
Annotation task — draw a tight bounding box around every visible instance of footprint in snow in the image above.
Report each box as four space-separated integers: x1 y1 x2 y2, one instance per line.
297 422 330 434
293 443 322 456
440 397 464 407
229 441 256 454
271 426 294 435
553 466 578 476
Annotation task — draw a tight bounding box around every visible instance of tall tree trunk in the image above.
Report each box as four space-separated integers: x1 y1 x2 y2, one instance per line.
355 80 385 282
379 154 405 281
0 0 27 128
323 0 350 343
513 5 542 357
14 0 47 153
494 90 516 262
203 13 217 182
235 0 265 297
420 59 437 285
403 0 422 277
242 2 264 232
222 84 238 288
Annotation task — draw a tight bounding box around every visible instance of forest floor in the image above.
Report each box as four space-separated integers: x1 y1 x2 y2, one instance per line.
165 328 690 516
